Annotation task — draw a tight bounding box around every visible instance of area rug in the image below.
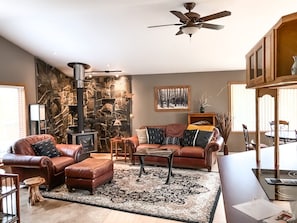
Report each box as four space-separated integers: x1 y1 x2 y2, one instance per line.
42 163 221 223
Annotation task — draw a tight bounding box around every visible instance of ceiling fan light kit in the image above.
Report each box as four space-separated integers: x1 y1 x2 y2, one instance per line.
181 24 201 37
148 2 231 37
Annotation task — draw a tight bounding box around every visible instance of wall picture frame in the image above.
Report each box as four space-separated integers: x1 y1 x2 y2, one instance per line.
154 85 191 112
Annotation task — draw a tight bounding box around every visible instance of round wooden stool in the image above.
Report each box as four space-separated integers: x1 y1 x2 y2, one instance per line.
24 176 45 205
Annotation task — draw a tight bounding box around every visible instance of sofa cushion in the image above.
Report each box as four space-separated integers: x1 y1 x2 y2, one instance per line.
182 129 199 146
136 129 148 144
162 136 181 145
13 134 56 155
146 127 165 144
179 146 205 158
195 130 214 148
165 124 187 138
31 139 60 158
51 156 75 173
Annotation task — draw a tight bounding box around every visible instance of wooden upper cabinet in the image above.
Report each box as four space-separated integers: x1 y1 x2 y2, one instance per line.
246 12 297 88
246 39 265 87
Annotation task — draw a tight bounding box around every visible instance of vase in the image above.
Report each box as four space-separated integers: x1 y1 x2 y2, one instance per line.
200 106 205 113
291 56 297 75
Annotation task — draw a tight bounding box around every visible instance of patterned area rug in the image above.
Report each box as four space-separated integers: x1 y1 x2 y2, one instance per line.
42 163 221 223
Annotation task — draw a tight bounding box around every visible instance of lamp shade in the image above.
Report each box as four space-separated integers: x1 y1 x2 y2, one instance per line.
30 104 46 121
113 119 122 126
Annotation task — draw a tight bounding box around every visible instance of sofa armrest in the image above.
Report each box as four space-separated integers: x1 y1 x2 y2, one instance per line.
56 144 83 162
2 153 53 168
205 135 224 153
203 135 224 171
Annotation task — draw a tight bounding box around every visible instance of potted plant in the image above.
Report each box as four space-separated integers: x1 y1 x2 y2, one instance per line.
199 93 210 113
216 113 232 155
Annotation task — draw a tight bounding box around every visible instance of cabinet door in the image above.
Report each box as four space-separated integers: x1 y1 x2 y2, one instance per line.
264 29 275 83
246 39 265 87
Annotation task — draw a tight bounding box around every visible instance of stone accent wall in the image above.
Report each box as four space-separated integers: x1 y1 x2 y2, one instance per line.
35 59 132 152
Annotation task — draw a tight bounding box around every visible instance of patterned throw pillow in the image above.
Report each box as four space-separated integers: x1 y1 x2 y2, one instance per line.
182 129 199 146
162 136 181 145
146 127 165 144
194 130 214 148
31 139 60 158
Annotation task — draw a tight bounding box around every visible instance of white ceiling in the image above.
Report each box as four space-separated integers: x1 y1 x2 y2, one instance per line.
1 0 297 76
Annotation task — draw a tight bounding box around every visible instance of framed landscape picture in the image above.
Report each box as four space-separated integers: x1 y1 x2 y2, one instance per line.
154 85 191 112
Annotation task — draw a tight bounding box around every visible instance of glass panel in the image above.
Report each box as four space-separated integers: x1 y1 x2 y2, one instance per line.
250 54 255 79
256 47 263 77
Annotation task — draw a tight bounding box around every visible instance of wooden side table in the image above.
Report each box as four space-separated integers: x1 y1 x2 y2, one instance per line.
24 176 45 205
110 137 128 162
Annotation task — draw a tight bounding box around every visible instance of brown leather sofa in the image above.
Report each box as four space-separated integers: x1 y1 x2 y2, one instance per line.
3 134 83 190
127 123 224 171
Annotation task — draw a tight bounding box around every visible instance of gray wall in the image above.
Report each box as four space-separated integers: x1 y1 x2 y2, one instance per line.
0 36 36 134
0 36 257 152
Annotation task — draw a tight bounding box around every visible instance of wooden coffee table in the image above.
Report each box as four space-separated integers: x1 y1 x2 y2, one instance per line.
133 148 175 184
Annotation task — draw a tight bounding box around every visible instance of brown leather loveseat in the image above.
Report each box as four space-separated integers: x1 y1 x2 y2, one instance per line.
127 123 224 171
3 134 82 190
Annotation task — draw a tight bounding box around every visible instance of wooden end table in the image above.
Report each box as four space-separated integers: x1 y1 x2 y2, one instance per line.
24 176 45 205
110 137 128 162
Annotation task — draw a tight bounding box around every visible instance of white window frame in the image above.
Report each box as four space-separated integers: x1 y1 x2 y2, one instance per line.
0 85 26 157
229 82 297 132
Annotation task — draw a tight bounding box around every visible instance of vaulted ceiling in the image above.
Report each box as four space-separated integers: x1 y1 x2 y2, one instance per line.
1 0 297 76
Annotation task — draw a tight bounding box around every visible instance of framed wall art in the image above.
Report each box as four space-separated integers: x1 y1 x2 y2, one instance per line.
154 85 191 112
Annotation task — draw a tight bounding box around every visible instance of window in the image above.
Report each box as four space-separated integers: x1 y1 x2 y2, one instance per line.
0 85 26 157
230 83 297 132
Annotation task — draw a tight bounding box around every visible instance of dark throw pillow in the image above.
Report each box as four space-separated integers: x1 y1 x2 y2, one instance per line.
147 127 165 144
162 136 181 145
182 129 199 146
195 130 213 148
31 139 60 158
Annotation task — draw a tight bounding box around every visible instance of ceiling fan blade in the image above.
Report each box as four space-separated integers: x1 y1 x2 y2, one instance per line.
170 10 190 23
176 29 183 35
199 11 231 22
148 23 182 28
200 23 224 30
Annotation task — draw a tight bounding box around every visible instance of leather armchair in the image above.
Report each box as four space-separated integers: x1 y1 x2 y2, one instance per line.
3 134 82 191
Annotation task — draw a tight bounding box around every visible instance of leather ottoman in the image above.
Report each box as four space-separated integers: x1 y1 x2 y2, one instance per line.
65 158 113 194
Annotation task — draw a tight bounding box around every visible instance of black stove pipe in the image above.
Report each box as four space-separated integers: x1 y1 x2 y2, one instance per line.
68 62 90 133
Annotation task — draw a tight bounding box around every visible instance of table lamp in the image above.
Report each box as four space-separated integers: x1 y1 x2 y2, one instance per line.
113 119 122 138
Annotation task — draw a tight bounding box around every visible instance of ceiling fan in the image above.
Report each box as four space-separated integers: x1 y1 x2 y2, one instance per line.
148 2 231 37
